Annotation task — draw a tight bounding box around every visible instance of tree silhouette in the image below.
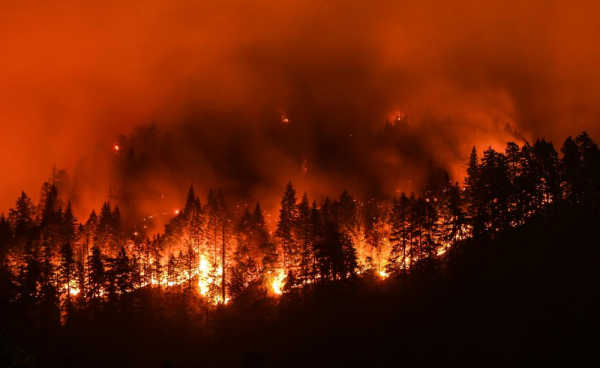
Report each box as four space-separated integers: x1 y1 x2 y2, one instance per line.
276 181 298 270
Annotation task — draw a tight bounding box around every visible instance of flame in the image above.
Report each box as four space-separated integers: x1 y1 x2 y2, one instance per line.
271 270 285 295
197 256 210 296
61 281 81 296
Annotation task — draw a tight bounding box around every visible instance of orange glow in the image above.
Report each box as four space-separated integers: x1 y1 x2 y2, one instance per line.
271 270 286 295
2 1 600 328
197 256 211 296
1 0 600 218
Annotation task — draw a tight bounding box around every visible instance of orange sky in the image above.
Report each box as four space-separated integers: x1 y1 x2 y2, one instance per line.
1 0 600 217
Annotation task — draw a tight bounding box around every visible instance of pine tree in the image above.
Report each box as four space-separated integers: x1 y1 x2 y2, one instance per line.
63 202 78 245
112 206 123 248
315 220 357 282
505 142 524 224
183 184 201 217
166 253 179 287
16 243 40 328
276 181 299 270
0 251 15 317
387 193 411 274
333 190 358 234
98 202 113 248
464 147 484 237
480 147 510 233
85 210 99 253
439 180 467 245
421 196 440 263
86 246 105 311
296 194 313 284
205 190 222 265
216 191 229 303
309 201 322 283
150 235 164 286
114 247 132 295
575 132 600 207
38 183 58 228
37 275 60 334
180 242 198 296
365 203 391 275
58 242 77 319
252 203 276 276
519 142 541 220
0 214 13 254
233 208 258 291
38 241 60 333
560 136 581 205
8 192 35 244
532 139 561 207
410 197 426 264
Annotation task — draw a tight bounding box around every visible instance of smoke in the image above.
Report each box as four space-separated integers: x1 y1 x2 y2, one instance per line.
2 0 600 226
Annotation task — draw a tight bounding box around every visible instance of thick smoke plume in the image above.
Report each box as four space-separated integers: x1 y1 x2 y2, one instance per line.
2 0 600 228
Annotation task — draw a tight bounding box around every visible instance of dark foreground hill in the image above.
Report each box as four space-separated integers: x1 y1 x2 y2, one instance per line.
2 208 595 368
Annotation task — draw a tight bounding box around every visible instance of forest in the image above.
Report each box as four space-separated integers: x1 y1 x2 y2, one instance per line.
1 131 599 367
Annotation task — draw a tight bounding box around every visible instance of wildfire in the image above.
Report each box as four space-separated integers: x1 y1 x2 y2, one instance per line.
197 256 211 296
437 245 450 256
61 281 80 296
271 270 286 295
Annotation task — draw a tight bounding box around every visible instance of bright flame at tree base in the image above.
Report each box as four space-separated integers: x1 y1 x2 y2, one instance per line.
271 270 286 295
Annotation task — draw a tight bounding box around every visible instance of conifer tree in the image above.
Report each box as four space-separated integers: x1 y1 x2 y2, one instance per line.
58 242 77 318
16 243 40 326
532 139 561 207
276 181 299 270
252 203 276 276
9 192 35 244
86 246 105 310
464 147 484 237
387 193 411 273
296 194 313 284
439 180 467 244
560 136 581 205
62 202 78 245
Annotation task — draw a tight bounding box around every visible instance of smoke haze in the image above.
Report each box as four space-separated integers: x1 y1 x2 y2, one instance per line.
2 0 600 227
